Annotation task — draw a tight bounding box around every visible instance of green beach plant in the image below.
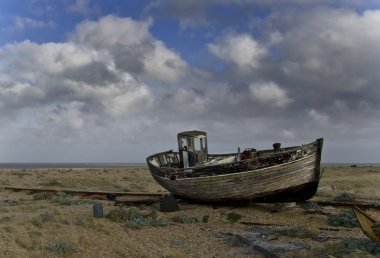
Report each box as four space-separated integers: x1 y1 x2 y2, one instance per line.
226 212 242 223
47 239 76 255
327 210 359 228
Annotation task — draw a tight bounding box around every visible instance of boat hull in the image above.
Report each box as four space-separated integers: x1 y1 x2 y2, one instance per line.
352 206 380 245
147 138 323 203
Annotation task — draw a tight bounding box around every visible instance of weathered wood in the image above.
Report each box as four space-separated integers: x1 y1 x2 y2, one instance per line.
114 199 159 205
318 227 354 232
240 221 354 232
352 206 380 245
240 221 284 227
3 186 169 197
309 200 380 209
146 138 323 202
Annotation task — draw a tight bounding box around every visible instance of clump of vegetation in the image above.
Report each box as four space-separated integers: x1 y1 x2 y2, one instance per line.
0 216 12 223
151 218 169 227
2 225 14 233
40 180 65 187
106 207 142 222
31 216 43 228
124 217 150 229
15 237 31 250
47 239 76 255
226 212 242 223
172 214 199 224
53 193 84 206
0 179 6 185
106 207 164 229
33 192 55 200
368 200 380 207
31 211 55 227
315 237 380 257
334 192 357 202
276 226 319 239
327 210 359 228
74 217 99 229
11 171 30 178
40 211 55 223
106 209 124 223
302 201 319 210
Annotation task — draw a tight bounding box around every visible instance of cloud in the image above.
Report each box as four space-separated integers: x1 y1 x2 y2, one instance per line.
14 16 55 29
208 33 267 73
68 0 100 15
144 0 211 29
2 16 55 32
307 109 329 127
249 81 293 108
72 15 188 83
268 8 380 94
0 15 189 146
2 3 380 162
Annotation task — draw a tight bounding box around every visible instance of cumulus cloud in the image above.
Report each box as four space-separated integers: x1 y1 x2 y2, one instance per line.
72 16 188 83
2 3 380 162
0 15 191 147
249 81 293 108
267 8 380 94
68 0 100 15
307 109 329 127
208 33 267 73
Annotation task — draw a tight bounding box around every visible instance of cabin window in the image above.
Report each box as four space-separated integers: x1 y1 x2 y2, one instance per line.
195 138 201 151
200 138 205 149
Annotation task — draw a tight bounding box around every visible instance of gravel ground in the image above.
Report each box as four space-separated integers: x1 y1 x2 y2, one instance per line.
1 166 380 257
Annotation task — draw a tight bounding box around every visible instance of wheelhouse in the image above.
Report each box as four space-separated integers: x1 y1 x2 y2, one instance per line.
177 130 208 167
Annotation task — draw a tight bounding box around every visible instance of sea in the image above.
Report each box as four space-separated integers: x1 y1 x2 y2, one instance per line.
0 163 146 169
323 163 380 167
0 163 379 169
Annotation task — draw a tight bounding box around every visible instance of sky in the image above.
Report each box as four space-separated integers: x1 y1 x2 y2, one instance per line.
1 0 380 163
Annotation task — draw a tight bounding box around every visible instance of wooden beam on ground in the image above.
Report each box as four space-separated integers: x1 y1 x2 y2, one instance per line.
240 221 354 231
307 200 380 209
3 186 169 197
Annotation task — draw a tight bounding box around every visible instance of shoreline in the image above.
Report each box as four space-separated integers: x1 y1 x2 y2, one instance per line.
1 162 379 169
0 163 147 169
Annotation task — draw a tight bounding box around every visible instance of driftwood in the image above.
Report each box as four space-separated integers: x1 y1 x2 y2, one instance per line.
79 194 160 205
352 206 380 245
240 221 354 232
373 222 380 236
240 221 283 227
3 186 168 205
4 186 168 197
309 200 380 209
113 199 158 206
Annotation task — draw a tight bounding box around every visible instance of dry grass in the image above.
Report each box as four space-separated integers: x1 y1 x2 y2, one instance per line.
0 165 379 257
316 165 380 200
0 167 163 193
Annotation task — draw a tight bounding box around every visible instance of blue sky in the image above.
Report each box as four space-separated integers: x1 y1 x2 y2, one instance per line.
1 0 380 163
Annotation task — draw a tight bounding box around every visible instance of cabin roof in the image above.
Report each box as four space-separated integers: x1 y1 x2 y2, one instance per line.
177 130 207 138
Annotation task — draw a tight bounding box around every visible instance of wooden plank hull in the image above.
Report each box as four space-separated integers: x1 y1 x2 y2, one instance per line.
352 206 380 245
147 138 323 203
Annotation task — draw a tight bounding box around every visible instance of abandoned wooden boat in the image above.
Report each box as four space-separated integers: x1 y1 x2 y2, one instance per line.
146 130 324 202
352 206 380 245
